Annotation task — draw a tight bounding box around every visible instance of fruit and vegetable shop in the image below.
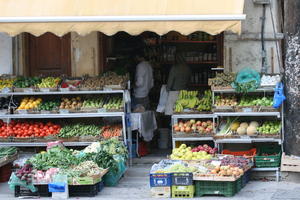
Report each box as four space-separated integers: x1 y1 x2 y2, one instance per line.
0 0 297 199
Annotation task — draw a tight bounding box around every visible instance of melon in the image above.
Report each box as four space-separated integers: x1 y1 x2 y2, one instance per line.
249 121 259 128
247 126 257 136
240 122 249 129
237 127 247 135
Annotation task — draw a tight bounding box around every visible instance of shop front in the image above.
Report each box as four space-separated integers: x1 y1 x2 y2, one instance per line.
0 0 290 198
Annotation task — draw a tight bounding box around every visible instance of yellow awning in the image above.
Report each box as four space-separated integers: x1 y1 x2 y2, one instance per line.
0 0 245 36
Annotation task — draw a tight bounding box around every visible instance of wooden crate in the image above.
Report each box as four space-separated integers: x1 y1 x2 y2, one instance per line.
281 153 300 172
150 187 171 198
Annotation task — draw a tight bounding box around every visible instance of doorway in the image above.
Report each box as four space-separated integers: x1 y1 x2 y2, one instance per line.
25 32 71 76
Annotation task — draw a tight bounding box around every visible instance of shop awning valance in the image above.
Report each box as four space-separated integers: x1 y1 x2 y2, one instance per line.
0 0 245 36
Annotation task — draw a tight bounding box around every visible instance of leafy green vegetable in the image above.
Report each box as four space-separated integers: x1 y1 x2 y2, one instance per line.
0 147 17 158
234 80 259 93
28 146 80 170
93 151 118 173
99 138 128 159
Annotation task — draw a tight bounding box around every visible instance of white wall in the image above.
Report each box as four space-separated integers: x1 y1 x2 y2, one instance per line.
0 33 12 75
224 0 282 73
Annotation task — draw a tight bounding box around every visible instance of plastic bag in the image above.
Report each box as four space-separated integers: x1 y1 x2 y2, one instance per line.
232 68 261 93
273 82 286 108
156 85 168 113
8 173 37 192
103 155 127 186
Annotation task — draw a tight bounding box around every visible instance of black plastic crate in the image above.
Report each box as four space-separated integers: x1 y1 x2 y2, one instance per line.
172 173 193 186
69 183 99 197
15 185 51 197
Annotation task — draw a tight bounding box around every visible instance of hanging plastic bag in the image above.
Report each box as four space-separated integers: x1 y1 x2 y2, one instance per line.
156 85 168 113
232 67 261 93
273 82 286 108
8 173 37 192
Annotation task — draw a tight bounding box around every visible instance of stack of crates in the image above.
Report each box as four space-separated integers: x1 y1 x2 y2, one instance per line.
150 173 172 198
255 145 281 168
171 173 194 198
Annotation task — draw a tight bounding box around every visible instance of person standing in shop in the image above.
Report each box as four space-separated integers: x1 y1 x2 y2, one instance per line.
165 52 191 115
133 51 154 111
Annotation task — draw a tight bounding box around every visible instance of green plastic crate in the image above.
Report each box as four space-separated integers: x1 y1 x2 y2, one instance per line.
236 177 242 192
255 145 281 168
195 180 237 197
171 185 194 198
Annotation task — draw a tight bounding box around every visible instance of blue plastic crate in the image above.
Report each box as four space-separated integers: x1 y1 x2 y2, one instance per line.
150 173 172 187
242 170 251 188
98 180 104 192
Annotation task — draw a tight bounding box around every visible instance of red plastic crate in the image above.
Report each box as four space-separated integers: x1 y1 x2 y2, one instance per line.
222 148 256 157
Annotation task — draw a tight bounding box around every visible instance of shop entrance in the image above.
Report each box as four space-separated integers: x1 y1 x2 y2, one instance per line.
105 31 224 157
24 32 71 76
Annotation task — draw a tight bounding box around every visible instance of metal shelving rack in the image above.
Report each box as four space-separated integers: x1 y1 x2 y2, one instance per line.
0 89 130 147
170 87 283 181
212 87 283 182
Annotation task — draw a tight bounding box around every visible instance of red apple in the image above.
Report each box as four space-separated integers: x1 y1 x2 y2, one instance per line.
196 121 202 126
202 122 208 128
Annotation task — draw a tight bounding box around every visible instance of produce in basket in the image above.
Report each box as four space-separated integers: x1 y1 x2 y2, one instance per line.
238 96 273 107
0 120 60 138
59 97 83 109
209 72 236 88
0 147 17 159
173 119 215 134
101 125 122 139
18 97 42 110
72 161 104 176
58 123 100 137
215 95 238 106
28 146 80 170
174 90 211 113
80 77 105 89
257 121 281 135
15 164 34 184
170 144 213 160
220 156 249 169
82 98 105 108
93 151 118 173
210 165 244 177
13 77 41 88
261 74 280 86
103 96 123 110
61 79 81 89
37 77 61 88
0 77 15 90
38 100 60 111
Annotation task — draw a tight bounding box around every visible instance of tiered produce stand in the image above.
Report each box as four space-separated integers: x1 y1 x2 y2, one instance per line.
0 89 129 146
171 85 284 181
0 74 131 150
